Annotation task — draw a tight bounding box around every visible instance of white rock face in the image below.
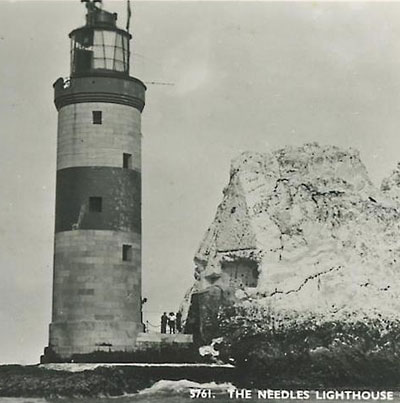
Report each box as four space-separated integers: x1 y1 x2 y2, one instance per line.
192 143 400 321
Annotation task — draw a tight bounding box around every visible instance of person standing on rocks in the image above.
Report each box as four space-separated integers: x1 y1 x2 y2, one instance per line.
168 312 176 334
161 312 168 334
176 311 182 333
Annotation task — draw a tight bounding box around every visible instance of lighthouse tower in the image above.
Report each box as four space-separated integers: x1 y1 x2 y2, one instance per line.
45 0 146 360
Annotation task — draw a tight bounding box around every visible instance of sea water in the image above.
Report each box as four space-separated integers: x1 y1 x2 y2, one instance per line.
0 380 237 403
1 380 399 403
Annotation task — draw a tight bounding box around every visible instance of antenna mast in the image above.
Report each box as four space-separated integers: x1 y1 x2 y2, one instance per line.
126 0 132 32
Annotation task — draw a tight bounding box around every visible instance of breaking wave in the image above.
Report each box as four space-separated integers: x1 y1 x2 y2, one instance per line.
138 379 234 396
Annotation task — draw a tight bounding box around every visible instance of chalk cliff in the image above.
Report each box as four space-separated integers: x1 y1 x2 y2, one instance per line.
188 143 400 327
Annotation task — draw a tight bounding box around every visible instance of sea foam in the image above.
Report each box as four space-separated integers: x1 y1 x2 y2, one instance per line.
138 379 235 396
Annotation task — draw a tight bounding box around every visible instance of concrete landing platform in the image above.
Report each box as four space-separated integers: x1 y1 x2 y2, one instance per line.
136 332 193 345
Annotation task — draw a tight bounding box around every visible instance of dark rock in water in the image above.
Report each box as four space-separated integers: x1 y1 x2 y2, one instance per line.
0 365 148 398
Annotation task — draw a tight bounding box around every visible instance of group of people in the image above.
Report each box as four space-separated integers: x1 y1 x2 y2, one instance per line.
161 311 182 334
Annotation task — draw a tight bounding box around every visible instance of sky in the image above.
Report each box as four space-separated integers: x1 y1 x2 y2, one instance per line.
1 0 400 364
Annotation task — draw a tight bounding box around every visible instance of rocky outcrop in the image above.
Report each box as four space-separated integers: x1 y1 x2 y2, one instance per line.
187 143 400 337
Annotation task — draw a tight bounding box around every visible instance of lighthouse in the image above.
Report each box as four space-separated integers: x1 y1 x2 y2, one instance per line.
44 0 146 361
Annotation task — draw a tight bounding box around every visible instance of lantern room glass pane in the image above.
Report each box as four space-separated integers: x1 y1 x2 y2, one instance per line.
102 30 116 46
114 60 124 72
106 59 114 69
104 46 114 59
123 36 128 49
116 35 123 48
115 48 123 61
93 58 106 69
70 29 94 75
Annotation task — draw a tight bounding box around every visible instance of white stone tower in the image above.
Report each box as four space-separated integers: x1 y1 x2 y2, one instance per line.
43 0 146 361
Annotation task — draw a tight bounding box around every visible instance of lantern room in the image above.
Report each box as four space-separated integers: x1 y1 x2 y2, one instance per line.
69 1 131 77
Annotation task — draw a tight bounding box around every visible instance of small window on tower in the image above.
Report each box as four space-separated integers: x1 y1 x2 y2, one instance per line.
89 197 102 212
123 153 132 169
92 111 102 125
122 244 132 262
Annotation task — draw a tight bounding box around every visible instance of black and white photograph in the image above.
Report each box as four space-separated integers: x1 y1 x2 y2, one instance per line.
2 0 400 401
